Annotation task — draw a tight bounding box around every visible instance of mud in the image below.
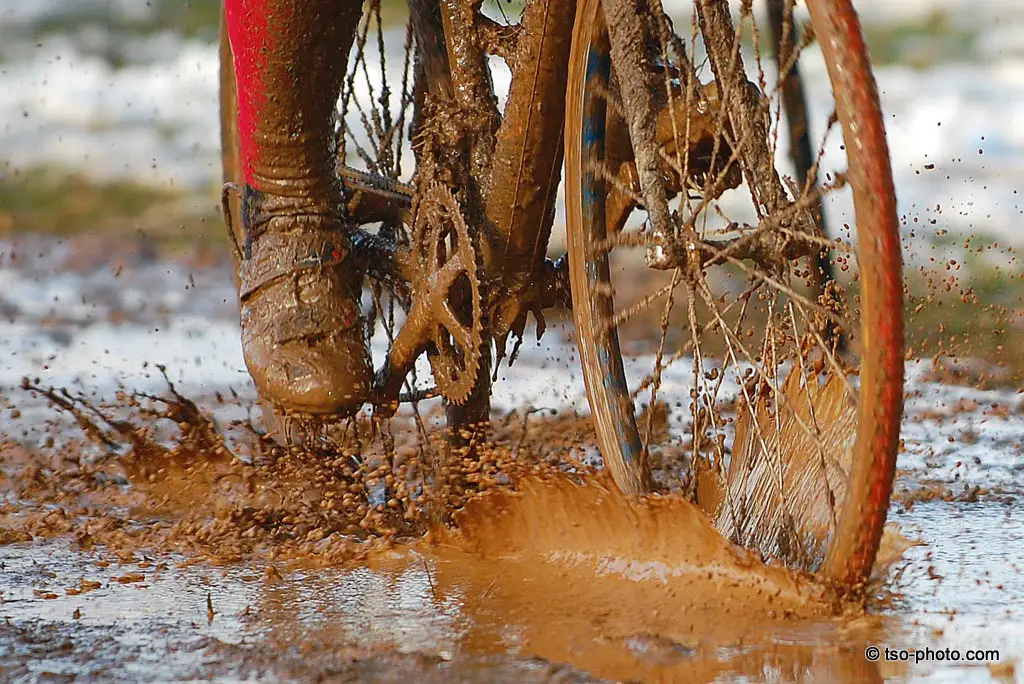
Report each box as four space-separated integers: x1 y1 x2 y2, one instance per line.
3 408 1021 682
0 406 853 683
2 240 1023 682
0 392 839 682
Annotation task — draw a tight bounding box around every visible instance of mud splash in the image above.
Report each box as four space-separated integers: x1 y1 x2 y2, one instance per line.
0 374 871 682
713 368 858 570
420 473 842 681
441 472 833 613
2 242 1022 681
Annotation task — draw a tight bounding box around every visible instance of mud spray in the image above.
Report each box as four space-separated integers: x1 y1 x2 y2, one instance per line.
1 345 922 682
1 232 1021 681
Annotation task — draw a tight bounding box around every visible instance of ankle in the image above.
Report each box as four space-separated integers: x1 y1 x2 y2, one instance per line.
241 184 345 240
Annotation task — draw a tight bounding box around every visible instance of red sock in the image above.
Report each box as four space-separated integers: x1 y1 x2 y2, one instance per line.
225 0 364 204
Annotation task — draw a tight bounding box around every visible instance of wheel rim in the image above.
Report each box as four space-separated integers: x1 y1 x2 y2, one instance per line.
565 2 654 498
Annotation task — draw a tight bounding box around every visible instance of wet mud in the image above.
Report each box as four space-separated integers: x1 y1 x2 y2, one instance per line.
2 240 1023 682
0 414 852 683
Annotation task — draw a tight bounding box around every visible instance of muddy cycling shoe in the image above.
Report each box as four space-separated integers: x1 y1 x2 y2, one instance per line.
236 187 372 415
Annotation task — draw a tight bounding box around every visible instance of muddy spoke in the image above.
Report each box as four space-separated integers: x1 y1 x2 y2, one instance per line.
642 267 683 457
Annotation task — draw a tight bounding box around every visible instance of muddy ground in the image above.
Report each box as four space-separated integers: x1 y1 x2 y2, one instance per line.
1 236 1023 683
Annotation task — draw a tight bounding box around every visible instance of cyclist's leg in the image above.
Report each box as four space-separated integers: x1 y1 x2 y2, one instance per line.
225 0 370 414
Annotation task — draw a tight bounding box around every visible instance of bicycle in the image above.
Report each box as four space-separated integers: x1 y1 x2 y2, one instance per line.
219 0 903 594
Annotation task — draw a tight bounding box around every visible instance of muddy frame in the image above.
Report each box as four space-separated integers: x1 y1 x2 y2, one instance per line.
226 0 829 415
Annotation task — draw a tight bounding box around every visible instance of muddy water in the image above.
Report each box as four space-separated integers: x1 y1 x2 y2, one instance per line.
3 490 1021 682
2 240 1023 682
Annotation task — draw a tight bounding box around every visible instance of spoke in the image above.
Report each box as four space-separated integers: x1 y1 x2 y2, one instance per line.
792 298 857 400
695 276 851 476
724 254 839 324
642 267 683 458
765 289 785 471
354 15 385 165
373 1 394 172
586 160 644 209
593 229 657 255
601 276 685 334
628 280 763 400
788 301 839 531
684 279 708 500
692 278 785 490
650 9 700 229
393 22 415 178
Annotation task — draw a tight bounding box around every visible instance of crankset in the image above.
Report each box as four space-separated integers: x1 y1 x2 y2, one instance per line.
372 184 484 413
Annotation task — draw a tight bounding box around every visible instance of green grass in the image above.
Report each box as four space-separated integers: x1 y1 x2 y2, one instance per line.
23 1 222 42
746 8 984 69
0 1 223 68
9 3 988 72
16 0 420 42
3 0 420 68
0 165 224 254
860 11 981 68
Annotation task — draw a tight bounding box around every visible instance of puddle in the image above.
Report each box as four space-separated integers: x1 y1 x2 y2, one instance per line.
2 245 1023 682
3 489 1022 682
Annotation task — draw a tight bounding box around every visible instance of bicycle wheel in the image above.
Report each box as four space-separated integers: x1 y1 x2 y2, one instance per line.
565 0 902 590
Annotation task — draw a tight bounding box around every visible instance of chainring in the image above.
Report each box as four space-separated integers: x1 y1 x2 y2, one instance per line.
411 184 484 405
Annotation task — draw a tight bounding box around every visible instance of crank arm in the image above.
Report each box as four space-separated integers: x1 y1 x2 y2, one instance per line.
370 295 435 417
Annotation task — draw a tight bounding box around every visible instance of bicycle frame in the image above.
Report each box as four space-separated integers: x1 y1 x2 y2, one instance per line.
351 0 579 415
351 0 806 413
352 0 796 414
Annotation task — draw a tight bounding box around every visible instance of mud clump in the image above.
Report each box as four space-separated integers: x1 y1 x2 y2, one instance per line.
3 378 401 565
2 376 620 568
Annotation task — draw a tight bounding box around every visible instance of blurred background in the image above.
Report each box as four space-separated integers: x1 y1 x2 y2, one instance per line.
2 6 1022 679
2 0 1024 250
0 0 1021 390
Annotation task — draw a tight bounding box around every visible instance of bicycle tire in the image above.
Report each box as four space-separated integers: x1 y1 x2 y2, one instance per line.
564 0 902 590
